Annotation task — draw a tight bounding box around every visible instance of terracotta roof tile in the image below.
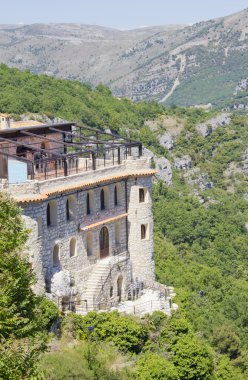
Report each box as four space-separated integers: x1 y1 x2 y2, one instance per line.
80 213 128 231
15 169 157 204
10 120 43 128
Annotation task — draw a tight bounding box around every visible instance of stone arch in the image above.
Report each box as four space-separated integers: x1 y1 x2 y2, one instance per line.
66 195 76 221
117 275 123 302
87 231 93 256
69 237 77 257
47 200 57 226
52 244 60 266
99 226 109 259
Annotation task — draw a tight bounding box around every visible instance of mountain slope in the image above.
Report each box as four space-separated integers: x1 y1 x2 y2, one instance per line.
0 9 248 107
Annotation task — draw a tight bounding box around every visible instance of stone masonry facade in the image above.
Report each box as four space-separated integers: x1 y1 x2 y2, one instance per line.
6 157 156 312
0 121 171 314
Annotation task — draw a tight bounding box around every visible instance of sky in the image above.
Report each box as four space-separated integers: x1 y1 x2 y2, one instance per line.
1 0 248 29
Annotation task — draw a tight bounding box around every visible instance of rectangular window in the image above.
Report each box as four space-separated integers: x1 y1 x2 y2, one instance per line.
141 224 147 240
139 188 145 203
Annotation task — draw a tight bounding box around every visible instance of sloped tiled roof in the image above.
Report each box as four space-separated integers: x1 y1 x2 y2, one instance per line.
10 120 43 128
14 169 157 204
80 213 128 231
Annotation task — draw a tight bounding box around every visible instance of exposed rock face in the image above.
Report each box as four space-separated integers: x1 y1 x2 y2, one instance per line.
155 157 173 184
174 155 192 170
190 173 213 190
196 113 231 137
242 149 248 173
51 270 71 298
159 132 174 150
143 148 172 185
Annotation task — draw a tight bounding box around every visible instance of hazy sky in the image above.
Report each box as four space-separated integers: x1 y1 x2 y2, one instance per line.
1 0 248 29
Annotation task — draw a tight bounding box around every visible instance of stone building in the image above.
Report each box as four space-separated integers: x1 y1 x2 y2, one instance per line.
0 119 173 314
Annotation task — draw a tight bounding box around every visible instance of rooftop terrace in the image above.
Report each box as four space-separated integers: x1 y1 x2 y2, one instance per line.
0 121 143 185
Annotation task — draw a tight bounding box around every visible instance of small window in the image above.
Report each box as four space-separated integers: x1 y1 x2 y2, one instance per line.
115 222 121 245
53 244 60 266
141 224 147 240
37 217 42 236
87 192 90 215
66 199 70 220
66 195 76 221
47 203 51 226
87 232 93 257
86 190 95 215
110 286 113 298
114 186 118 206
47 201 57 227
70 237 77 257
139 188 145 203
100 189 105 210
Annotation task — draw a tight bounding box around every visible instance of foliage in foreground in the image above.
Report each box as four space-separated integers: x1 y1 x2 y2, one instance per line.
0 193 59 379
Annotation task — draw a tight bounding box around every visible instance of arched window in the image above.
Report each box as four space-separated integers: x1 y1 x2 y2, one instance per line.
87 232 93 256
53 244 60 266
110 286 113 298
117 276 123 302
47 201 57 227
100 226 109 259
47 203 51 226
86 190 95 215
114 183 122 207
66 199 70 220
141 224 147 240
70 237 77 257
100 189 105 210
87 192 90 215
37 217 42 236
114 186 118 206
115 222 121 245
66 195 76 221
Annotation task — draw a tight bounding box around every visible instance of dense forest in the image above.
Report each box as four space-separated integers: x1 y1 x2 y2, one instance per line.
1 65 248 379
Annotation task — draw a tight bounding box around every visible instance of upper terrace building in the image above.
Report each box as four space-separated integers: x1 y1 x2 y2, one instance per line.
0 115 172 314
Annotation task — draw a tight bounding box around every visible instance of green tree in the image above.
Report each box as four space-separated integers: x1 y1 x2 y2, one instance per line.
171 335 214 380
0 193 59 378
135 353 178 380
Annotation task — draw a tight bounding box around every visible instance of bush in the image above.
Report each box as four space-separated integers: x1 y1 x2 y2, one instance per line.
66 311 149 353
135 352 178 380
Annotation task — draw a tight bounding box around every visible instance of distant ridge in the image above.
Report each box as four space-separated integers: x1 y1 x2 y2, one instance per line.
0 8 247 107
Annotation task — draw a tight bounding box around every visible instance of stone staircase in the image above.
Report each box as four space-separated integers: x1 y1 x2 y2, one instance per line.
76 252 130 314
77 256 112 313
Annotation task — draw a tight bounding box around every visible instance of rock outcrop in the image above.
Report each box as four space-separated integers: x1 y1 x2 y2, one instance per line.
174 155 192 170
196 113 231 137
158 132 174 150
143 148 172 185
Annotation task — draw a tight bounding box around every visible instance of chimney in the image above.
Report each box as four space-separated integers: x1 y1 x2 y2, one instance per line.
0 114 11 129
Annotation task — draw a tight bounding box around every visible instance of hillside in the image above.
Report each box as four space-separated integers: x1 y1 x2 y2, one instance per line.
1 66 248 378
0 9 248 107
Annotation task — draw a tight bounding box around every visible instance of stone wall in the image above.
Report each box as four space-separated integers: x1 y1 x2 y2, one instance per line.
19 157 155 307
127 176 155 284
